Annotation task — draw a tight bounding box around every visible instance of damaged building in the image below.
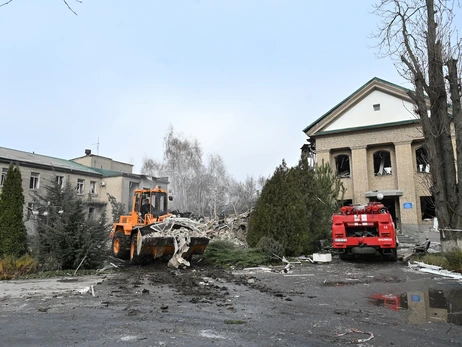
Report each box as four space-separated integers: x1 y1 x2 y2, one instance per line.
302 77 442 238
0 147 169 234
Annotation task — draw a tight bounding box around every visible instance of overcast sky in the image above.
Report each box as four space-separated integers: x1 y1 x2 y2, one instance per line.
0 0 406 181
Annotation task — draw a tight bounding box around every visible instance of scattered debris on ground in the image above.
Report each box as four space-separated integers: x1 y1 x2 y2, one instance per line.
398 240 442 262
335 328 374 344
408 261 462 280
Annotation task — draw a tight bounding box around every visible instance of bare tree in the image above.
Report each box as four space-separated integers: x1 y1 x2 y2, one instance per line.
141 157 164 177
161 126 204 212
0 0 82 15
228 175 267 215
374 0 462 250
204 154 229 218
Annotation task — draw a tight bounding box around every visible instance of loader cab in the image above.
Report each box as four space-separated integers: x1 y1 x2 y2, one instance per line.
133 188 169 222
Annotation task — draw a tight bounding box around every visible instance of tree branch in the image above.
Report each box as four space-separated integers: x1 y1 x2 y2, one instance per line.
62 0 82 16
0 0 13 7
0 0 82 15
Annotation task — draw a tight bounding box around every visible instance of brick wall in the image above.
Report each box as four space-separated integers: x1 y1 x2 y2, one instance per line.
315 123 434 233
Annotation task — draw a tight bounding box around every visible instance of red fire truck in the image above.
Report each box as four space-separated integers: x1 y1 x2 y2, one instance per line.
331 202 398 261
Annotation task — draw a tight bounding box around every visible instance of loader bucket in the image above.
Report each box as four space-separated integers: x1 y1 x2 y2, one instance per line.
135 217 210 261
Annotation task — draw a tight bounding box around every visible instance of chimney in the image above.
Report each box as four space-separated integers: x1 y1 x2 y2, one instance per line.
85 149 91 156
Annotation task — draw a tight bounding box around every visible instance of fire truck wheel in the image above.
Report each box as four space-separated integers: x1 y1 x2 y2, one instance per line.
389 248 398 262
112 232 130 260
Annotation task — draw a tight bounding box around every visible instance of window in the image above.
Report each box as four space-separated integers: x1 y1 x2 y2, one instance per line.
373 104 380 111
90 181 97 195
373 150 392 176
420 196 436 220
56 175 64 189
416 146 430 173
29 172 40 189
77 179 85 195
335 154 350 178
0 168 7 186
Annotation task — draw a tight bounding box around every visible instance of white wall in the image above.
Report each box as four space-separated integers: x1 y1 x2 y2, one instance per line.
324 90 416 131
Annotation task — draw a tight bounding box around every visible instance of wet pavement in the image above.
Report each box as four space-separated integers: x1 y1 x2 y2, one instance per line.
0 257 461 346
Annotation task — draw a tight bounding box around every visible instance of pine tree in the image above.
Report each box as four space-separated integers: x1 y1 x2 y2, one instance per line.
35 180 109 270
0 163 28 258
247 160 344 256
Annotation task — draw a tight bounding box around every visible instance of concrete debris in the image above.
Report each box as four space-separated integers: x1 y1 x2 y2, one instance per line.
408 261 462 280
242 267 273 273
311 253 332 263
143 212 251 269
76 285 96 296
167 235 191 269
170 210 251 247
335 328 374 343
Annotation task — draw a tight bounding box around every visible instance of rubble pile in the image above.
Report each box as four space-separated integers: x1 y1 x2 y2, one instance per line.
203 211 250 247
168 210 251 247
138 212 250 268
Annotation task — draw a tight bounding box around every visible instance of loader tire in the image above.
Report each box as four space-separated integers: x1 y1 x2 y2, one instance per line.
112 232 130 260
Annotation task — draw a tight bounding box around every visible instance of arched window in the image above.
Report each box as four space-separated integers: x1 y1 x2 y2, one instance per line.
373 150 392 176
416 147 430 173
335 154 350 178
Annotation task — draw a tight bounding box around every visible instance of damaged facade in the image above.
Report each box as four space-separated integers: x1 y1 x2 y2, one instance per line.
303 77 444 237
0 147 169 234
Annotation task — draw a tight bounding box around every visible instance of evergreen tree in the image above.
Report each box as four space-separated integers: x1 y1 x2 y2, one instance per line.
247 160 344 256
107 193 126 222
0 163 28 258
35 180 109 270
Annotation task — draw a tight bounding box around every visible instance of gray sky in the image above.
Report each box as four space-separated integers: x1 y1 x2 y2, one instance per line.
0 0 405 181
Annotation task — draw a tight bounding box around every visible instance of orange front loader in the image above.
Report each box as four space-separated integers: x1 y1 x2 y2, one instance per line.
110 187 209 264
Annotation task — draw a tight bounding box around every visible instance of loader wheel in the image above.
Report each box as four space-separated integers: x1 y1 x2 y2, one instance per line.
112 232 130 260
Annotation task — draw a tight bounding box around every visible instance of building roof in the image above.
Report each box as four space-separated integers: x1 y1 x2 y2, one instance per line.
71 153 134 167
302 77 415 136
0 146 102 176
91 167 169 184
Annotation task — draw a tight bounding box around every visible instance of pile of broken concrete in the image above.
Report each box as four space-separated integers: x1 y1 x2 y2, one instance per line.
139 211 251 268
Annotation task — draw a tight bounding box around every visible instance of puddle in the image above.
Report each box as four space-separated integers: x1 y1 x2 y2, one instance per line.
369 287 462 325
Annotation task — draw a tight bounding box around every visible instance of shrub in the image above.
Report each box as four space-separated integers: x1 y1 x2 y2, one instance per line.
444 248 462 273
0 254 39 280
256 236 285 261
204 240 267 268
420 250 462 273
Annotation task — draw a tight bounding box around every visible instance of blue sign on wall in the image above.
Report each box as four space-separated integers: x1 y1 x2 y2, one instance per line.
410 295 421 302
403 202 413 209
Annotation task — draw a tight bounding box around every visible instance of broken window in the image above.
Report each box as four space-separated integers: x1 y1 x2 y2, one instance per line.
29 172 40 190
0 168 7 186
76 179 85 195
420 196 435 220
373 150 392 176
56 175 64 189
416 147 430 173
90 181 97 195
335 154 350 178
